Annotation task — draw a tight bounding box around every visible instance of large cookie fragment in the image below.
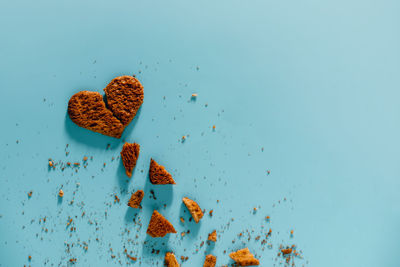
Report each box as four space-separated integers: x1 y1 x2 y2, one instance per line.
203 254 216 267
229 248 259 266
182 197 204 223
120 142 140 177
149 159 176 184
208 230 217 242
104 75 144 126
127 190 144 209
68 91 124 138
165 252 180 267
146 210 176 237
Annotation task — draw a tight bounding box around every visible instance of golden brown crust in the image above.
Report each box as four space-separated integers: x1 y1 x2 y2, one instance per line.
120 143 140 177
104 76 144 126
203 255 216 267
208 230 217 242
127 190 144 209
229 248 259 266
67 91 124 138
182 197 204 223
165 252 180 267
149 159 176 185
146 210 176 237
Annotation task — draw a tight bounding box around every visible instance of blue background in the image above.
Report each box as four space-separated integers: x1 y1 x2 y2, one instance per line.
1 0 399 266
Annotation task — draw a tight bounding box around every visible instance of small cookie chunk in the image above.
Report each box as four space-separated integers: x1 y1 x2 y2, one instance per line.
104 76 144 126
68 91 124 138
127 190 144 209
149 159 176 184
165 252 180 267
120 142 140 177
208 230 217 242
182 197 204 223
203 254 217 267
229 248 259 266
146 210 176 237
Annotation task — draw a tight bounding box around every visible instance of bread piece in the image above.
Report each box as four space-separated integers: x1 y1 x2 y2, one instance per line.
182 197 203 223
149 159 176 184
120 142 140 177
203 255 216 267
68 91 124 138
165 252 180 267
229 248 259 266
146 210 176 237
208 230 217 242
104 76 144 126
127 190 144 209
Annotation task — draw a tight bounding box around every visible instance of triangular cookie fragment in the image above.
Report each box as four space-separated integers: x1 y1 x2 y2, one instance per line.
182 197 204 223
104 75 144 126
68 91 124 138
149 159 176 184
120 142 140 177
165 252 180 267
146 210 176 237
127 190 144 209
203 254 216 267
229 248 259 266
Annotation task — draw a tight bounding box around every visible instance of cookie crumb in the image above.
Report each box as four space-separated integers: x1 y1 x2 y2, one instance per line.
281 248 292 255
208 230 217 242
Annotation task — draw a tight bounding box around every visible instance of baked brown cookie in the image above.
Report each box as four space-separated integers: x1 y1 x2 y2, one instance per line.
229 248 259 266
68 91 124 138
67 76 143 138
203 255 216 267
146 210 176 237
165 252 180 267
182 197 203 223
120 142 140 177
104 76 144 126
149 159 176 184
127 190 144 209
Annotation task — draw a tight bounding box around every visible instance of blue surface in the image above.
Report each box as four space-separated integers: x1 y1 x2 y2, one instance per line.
1 0 400 266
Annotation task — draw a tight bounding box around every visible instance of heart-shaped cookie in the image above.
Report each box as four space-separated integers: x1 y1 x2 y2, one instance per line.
68 76 144 138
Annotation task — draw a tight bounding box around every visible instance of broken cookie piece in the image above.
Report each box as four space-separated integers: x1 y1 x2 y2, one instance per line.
103 75 144 126
229 248 259 266
127 190 144 209
165 252 180 267
208 230 217 242
120 142 140 177
149 159 176 184
68 91 124 138
182 197 204 223
146 210 176 237
203 254 216 267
